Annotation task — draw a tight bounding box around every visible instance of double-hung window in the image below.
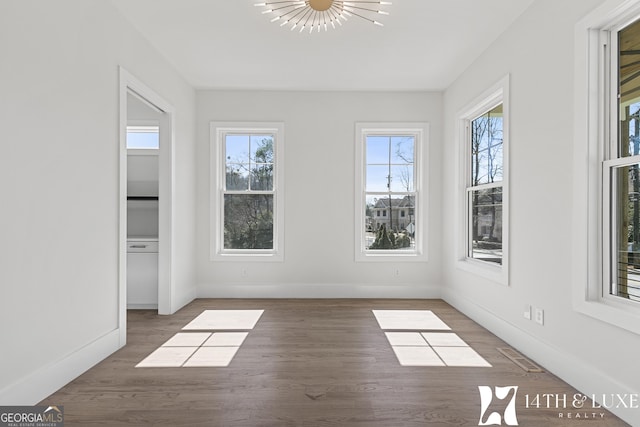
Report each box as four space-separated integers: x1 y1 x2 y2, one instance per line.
575 1 640 333
468 105 504 265
355 123 428 261
457 76 509 284
211 122 284 261
604 17 640 303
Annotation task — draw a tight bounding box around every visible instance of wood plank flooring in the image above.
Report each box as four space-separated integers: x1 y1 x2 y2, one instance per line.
41 299 630 426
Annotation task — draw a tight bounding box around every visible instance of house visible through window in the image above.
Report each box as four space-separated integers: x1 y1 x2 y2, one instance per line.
457 76 508 284
605 17 640 302
468 104 504 265
355 123 428 261
574 2 640 332
366 135 415 251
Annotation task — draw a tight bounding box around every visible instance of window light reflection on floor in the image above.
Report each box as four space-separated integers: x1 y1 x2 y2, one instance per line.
374 310 492 367
136 309 262 368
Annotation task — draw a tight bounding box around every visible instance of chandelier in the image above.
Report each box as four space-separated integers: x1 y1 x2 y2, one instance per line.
255 1 392 33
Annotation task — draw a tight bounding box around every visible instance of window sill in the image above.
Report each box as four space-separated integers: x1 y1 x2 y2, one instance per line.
456 258 506 286
573 296 640 336
356 250 427 263
212 251 284 262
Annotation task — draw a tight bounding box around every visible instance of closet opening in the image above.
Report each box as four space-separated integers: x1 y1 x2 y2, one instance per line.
118 68 175 347
126 110 160 310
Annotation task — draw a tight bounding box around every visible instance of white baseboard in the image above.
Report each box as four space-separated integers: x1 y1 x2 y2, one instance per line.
197 282 442 299
172 286 197 313
442 288 640 426
0 328 121 405
127 303 158 310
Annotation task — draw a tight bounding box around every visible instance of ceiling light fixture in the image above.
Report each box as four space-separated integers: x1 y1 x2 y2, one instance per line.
255 1 391 33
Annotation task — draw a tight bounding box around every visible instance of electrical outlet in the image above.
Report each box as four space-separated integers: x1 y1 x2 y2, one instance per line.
241 268 248 277
534 307 544 325
394 268 400 277
524 304 531 320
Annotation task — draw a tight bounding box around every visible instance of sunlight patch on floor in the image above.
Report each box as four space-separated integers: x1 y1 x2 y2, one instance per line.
374 311 491 367
182 309 264 330
136 310 259 368
372 309 451 330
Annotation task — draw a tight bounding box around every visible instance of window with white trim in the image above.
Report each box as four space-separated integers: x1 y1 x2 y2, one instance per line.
457 76 509 284
355 123 428 261
604 17 640 303
211 122 284 261
574 0 640 334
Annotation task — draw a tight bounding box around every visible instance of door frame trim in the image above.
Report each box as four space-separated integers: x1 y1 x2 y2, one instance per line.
118 67 175 346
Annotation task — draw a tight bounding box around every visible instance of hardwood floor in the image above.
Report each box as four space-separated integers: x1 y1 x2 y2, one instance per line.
41 299 629 426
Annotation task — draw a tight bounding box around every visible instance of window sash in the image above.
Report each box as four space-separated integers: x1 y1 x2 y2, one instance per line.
365 133 417 253
470 107 504 186
465 105 504 266
603 155 640 303
601 17 640 304
364 191 417 252
466 185 503 264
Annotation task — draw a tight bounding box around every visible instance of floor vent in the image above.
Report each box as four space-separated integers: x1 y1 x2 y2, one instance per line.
497 347 544 373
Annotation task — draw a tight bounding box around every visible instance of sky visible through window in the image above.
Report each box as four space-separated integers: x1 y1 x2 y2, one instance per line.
127 126 159 149
365 135 414 195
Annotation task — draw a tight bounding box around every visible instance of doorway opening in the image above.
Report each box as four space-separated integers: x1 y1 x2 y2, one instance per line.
126 100 160 310
119 67 175 347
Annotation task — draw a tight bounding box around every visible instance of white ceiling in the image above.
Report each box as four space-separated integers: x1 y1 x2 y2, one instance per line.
111 0 535 91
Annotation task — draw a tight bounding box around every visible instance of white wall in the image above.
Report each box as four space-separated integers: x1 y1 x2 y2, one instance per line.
5 1 638 423
0 0 196 404
442 0 640 424
196 91 443 298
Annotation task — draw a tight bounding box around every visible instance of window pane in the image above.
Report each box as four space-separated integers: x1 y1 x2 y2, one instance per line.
619 19 640 158
390 165 414 192
225 164 249 190
366 165 391 191
251 163 273 190
612 165 640 301
469 187 502 264
226 134 249 163
250 136 274 163
127 126 159 149
366 136 390 164
364 195 415 250
224 194 273 250
367 136 415 192
471 105 503 185
391 136 414 164
250 136 274 191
